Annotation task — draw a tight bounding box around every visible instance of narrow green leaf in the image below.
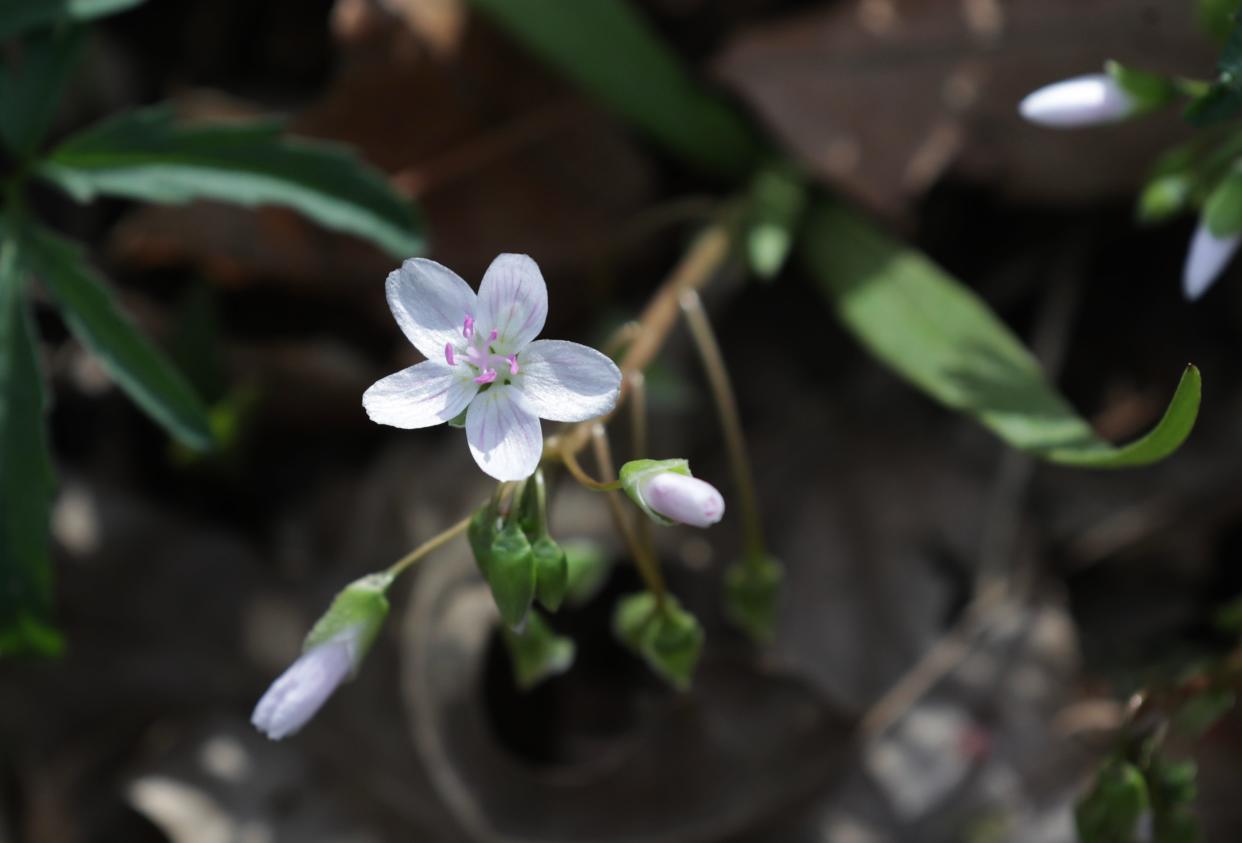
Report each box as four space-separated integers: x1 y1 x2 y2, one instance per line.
38 106 424 258
0 229 61 657
0 25 84 158
0 0 145 41
21 223 213 450
804 200 1200 468
468 0 759 180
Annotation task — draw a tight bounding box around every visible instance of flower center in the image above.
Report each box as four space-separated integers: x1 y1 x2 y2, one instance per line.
446 315 519 385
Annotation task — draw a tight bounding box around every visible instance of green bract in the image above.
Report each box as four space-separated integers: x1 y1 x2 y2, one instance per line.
619 458 691 526
303 573 393 671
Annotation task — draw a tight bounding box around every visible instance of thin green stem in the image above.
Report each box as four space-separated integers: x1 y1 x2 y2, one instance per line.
679 289 765 561
591 423 666 603
385 514 472 579
561 446 622 491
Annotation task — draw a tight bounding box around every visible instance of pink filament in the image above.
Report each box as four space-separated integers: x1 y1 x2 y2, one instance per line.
506 354 519 375
474 369 498 385
444 343 455 366
463 315 474 339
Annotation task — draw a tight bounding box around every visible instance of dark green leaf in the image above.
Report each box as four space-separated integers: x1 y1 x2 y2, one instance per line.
0 0 145 42
0 229 60 657
502 611 575 690
21 223 213 450
1076 759 1149 843
487 522 535 629
803 200 1200 468
469 0 759 180
614 591 703 690
0 25 84 158
38 106 423 258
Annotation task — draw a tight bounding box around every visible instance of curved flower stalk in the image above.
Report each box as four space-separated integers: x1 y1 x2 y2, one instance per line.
363 254 622 481
1183 219 1241 300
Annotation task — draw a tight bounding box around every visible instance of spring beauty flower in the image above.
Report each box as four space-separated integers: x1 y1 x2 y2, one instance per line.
253 574 390 740
363 254 622 481
1018 73 1135 128
1183 219 1241 300
620 458 725 528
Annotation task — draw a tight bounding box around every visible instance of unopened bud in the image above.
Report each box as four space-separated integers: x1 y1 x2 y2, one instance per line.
620 459 724 528
1019 73 1135 128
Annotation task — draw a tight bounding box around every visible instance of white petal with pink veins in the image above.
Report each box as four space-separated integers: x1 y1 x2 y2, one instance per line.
363 360 478 428
476 253 547 353
517 339 621 422
386 258 478 359
466 386 543 481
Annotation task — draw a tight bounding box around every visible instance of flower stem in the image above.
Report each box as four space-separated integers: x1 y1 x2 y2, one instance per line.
561 447 622 491
679 289 766 561
591 423 666 603
385 514 473 579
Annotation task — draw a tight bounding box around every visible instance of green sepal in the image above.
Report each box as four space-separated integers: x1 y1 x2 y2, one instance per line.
501 610 576 690
1075 758 1150 843
302 572 393 674
619 458 691 526
468 503 499 578
487 521 536 629
446 408 467 428
1104 60 1177 114
531 534 568 612
562 538 612 608
723 555 784 644
613 591 703 691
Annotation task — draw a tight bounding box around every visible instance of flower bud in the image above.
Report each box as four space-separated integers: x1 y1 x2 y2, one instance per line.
620 459 725 528
487 522 536 629
531 534 568 612
1019 73 1135 128
1184 218 1241 300
252 572 391 740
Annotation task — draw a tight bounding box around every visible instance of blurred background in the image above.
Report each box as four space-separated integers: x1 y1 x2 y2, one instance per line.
3 0 1242 841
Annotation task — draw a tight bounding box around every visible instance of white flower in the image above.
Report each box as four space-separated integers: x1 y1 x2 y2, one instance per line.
363 254 622 481
641 472 725 528
1183 219 1241 300
251 632 357 740
1018 74 1135 128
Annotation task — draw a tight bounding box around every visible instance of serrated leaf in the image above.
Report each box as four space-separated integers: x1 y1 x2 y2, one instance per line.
468 0 758 180
21 223 213 451
38 106 423 258
0 228 61 657
502 611 575 691
0 25 84 158
0 0 145 42
804 200 1200 468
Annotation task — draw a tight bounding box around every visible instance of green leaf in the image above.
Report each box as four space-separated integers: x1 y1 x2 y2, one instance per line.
803 200 1200 468
614 591 703 690
723 555 783 644
0 25 84 158
0 229 61 657
487 522 536 630
746 162 808 281
38 106 424 259
1076 759 1149 843
501 611 575 690
468 0 759 180
21 223 213 450
1185 16 1242 126
0 0 145 42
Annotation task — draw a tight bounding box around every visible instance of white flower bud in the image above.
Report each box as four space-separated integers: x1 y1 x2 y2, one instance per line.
1183 219 1241 301
640 472 725 528
1018 74 1135 128
252 573 391 740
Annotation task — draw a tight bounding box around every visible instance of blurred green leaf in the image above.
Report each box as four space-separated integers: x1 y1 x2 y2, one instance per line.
0 229 60 657
1076 759 1149 843
1138 133 1242 224
469 0 759 180
1186 16 1242 125
0 25 84 158
38 106 424 258
1201 0 1242 40
723 555 783 643
502 611 575 690
21 223 213 450
0 0 145 42
1203 166 1242 235
562 538 611 608
746 162 807 281
614 591 703 690
1149 758 1201 843
804 200 1200 468
1172 688 1235 739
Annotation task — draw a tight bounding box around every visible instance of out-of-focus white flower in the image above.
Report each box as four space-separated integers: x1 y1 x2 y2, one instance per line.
642 472 725 528
1183 219 1241 300
252 573 390 740
363 254 622 481
1018 74 1135 128
620 458 725 528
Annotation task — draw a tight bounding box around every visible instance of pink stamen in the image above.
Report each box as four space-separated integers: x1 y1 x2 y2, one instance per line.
463 315 474 339
487 329 498 343
474 369 497 385
444 343 455 366
506 354 519 375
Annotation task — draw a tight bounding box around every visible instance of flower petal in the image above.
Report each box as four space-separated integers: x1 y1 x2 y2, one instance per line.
466 385 543 481
363 360 478 429
252 637 353 740
386 258 477 359
1183 221 1241 300
476 254 547 353
516 339 621 422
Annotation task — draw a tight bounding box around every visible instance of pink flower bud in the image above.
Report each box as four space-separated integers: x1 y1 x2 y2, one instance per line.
639 472 725 528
